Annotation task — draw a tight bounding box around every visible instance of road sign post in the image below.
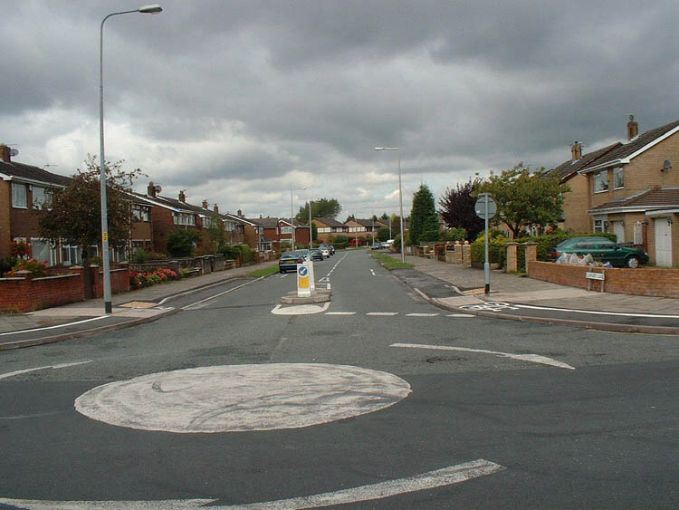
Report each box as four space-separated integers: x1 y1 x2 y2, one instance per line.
475 193 497 296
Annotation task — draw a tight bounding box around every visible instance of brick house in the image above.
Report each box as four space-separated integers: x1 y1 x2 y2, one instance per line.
0 144 72 265
577 116 679 267
247 216 309 251
313 217 346 243
549 141 621 233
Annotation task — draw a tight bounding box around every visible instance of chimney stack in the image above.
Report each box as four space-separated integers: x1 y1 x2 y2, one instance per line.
178 190 186 202
147 181 156 198
0 144 11 163
627 115 639 140
202 200 209 209
237 209 243 217
213 204 219 214
571 141 582 162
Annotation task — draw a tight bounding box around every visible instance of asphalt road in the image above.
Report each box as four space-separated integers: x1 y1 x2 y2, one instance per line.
1 250 678 509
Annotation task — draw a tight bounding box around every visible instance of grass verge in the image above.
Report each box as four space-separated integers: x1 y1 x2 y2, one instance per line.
248 264 280 278
371 252 414 270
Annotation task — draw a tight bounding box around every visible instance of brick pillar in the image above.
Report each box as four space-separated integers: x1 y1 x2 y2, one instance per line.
462 241 472 268
505 242 518 273
524 241 538 273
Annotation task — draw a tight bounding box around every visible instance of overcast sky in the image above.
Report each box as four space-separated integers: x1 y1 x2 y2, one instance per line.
2 0 678 220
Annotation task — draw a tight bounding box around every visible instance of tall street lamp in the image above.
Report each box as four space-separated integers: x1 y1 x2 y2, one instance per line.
99 4 162 314
375 147 405 263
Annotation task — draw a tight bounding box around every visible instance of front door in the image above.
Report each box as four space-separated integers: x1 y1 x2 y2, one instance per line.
654 218 672 267
613 221 625 243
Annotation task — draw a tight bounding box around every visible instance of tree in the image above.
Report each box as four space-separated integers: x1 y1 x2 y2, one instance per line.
409 184 440 245
296 198 342 223
438 178 484 241
345 214 356 223
39 157 141 297
477 163 569 238
380 212 389 221
377 227 390 242
40 157 139 252
166 229 200 257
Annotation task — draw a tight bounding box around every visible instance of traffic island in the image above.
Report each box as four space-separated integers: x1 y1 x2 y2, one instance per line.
280 288 332 305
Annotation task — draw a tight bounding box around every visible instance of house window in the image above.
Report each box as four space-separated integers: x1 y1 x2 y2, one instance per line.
280 226 293 234
12 182 27 208
593 218 609 233
593 171 609 193
173 212 195 226
132 205 150 222
32 186 51 209
61 244 81 266
613 167 624 189
203 216 213 229
31 239 57 266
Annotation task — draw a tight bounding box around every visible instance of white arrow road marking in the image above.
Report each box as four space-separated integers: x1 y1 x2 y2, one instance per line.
0 459 505 510
0 360 92 381
391 343 575 370
271 302 331 315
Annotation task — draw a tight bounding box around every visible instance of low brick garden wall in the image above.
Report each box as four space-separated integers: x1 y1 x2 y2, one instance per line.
528 261 679 298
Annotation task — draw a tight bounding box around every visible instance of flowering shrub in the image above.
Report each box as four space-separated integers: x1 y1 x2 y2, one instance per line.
129 268 179 290
9 258 48 277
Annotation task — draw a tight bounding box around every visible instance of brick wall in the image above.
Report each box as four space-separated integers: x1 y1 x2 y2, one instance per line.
91 267 130 298
0 273 85 312
528 261 679 298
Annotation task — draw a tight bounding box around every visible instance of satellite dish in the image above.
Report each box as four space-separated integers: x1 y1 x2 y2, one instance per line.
9 148 18 157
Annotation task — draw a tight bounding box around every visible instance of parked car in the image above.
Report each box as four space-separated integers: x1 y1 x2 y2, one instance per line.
551 236 649 268
328 244 336 255
371 242 382 250
309 248 324 261
278 251 307 273
318 244 330 258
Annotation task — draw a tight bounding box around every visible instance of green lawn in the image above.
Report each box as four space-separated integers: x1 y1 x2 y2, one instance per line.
248 264 280 278
371 252 414 270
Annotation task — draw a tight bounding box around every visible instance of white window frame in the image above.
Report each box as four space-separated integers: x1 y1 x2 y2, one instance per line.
12 182 27 208
613 167 624 189
173 212 196 226
593 217 609 233
593 171 609 193
132 205 150 222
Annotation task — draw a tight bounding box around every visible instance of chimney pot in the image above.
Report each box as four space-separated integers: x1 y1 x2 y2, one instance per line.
213 204 219 214
202 200 209 209
571 141 582 162
178 190 186 202
147 181 156 198
627 115 639 140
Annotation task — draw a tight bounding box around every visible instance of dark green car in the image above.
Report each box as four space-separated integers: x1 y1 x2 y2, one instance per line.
551 236 649 268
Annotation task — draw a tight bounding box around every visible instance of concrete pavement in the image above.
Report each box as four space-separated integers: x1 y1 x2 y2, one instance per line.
2 251 679 350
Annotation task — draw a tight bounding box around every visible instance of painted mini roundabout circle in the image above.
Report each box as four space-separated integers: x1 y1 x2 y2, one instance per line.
75 363 411 433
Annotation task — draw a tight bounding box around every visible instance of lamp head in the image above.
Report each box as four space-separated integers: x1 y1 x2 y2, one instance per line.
138 4 163 13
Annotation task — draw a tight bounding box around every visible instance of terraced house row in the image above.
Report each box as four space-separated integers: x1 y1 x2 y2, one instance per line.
0 145 260 266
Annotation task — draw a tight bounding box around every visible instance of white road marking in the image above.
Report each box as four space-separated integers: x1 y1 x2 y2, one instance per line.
0 459 504 509
459 302 520 312
447 313 476 318
182 278 262 310
366 312 398 316
514 303 679 319
271 302 331 315
412 288 429 301
325 312 356 316
406 313 439 317
0 316 108 336
0 361 92 381
391 343 575 370
75 363 411 433
370 269 376 276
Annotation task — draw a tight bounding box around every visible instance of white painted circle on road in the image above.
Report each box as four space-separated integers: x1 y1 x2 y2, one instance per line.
75 363 411 433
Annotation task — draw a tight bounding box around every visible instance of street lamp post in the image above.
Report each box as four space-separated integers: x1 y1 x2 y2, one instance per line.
99 4 162 314
308 200 313 249
375 147 405 263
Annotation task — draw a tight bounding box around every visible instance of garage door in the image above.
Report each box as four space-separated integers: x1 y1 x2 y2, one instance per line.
654 218 673 267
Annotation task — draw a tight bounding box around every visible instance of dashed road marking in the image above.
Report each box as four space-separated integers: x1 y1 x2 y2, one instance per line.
406 313 439 317
325 312 357 316
447 313 476 318
366 312 399 316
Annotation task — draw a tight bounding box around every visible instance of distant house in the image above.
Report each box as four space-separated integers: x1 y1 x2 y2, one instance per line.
577 116 679 267
312 217 346 243
0 144 73 265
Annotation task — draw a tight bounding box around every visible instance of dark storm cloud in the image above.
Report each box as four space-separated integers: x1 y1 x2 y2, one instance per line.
2 0 678 216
